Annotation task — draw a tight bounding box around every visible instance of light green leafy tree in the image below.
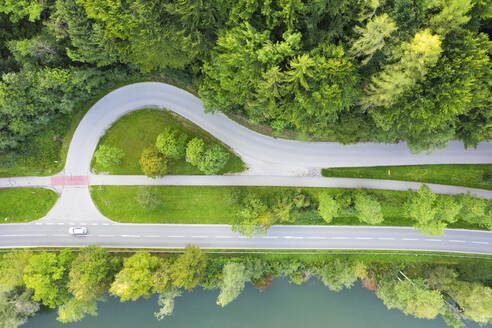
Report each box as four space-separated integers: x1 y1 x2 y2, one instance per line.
197 144 229 175
154 288 181 321
155 128 188 160
185 137 205 166
217 262 248 307
57 298 98 323
139 147 167 178
354 193 384 224
319 259 357 292
170 245 207 291
23 250 74 308
317 193 340 223
405 185 462 235
94 145 124 170
109 252 160 302
68 246 121 301
0 251 32 288
377 278 445 320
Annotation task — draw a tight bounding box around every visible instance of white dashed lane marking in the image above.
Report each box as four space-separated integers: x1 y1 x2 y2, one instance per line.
378 237 395 240
121 235 140 238
425 239 442 242
402 238 419 241
449 240 466 243
332 237 349 240
471 241 489 245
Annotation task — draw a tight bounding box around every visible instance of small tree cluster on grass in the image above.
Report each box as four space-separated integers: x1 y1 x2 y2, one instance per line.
155 128 188 160
94 145 124 170
186 137 229 175
232 191 297 237
139 147 167 178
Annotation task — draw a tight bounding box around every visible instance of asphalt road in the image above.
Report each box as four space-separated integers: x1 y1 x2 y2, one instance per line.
63 82 492 176
0 223 490 254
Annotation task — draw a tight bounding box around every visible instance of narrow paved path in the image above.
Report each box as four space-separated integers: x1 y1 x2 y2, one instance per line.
89 175 492 199
1 82 491 254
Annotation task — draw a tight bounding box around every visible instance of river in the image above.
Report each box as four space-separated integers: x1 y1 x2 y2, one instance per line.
24 279 487 328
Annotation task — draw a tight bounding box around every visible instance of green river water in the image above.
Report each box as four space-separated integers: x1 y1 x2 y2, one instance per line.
24 279 488 328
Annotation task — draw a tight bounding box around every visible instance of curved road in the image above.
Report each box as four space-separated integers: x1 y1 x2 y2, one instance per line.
65 82 492 175
1 82 491 254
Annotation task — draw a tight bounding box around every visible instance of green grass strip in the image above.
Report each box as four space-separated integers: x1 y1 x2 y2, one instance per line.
90 185 484 230
0 188 58 223
322 164 492 190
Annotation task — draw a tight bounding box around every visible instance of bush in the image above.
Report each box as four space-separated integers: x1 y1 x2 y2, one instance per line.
293 190 311 208
135 187 161 210
482 172 492 184
139 147 167 178
185 137 205 166
94 145 124 169
317 193 340 223
354 193 384 224
197 144 229 175
155 128 188 160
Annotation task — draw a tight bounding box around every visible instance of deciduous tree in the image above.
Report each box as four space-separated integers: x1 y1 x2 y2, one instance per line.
110 252 160 302
317 193 339 223
170 245 207 291
217 262 248 307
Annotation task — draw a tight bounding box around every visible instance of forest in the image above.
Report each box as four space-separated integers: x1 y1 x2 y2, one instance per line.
0 0 490 159
1 247 491 328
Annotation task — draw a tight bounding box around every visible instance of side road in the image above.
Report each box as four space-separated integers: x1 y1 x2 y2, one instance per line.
63 82 492 176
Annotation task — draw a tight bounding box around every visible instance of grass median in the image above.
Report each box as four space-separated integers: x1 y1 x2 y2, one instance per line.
90 185 485 230
91 109 245 175
322 164 492 190
0 188 58 223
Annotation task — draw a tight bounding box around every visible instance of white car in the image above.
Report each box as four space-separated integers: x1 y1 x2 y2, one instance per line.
69 227 88 236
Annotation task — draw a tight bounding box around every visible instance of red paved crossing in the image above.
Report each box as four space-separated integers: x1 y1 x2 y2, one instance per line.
51 176 89 186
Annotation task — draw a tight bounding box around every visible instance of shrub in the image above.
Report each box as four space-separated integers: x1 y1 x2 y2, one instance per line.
135 187 161 210
317 193 340 223
197 144 229 175
139 147 167 178
185 137 205 166
482 172 492 184
293 190 311 208
155 128 188 160
94 145 124 169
